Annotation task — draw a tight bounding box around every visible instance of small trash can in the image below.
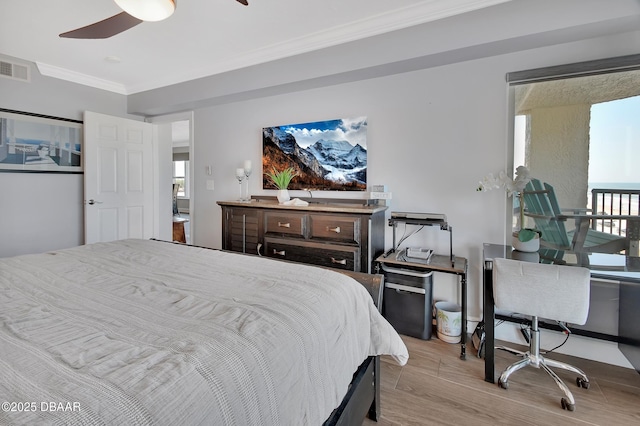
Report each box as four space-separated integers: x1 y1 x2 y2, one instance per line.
381 264 433 340
435 301 462 343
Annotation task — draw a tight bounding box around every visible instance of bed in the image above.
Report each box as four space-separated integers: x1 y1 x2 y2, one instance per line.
0 239 408 425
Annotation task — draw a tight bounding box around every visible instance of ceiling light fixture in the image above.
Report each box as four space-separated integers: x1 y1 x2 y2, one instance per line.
114 0 176 22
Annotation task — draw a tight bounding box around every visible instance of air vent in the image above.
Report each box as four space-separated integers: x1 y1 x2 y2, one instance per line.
0 60 30 82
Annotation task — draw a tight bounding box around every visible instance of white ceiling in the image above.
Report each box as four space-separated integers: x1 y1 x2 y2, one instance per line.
1 0 509 95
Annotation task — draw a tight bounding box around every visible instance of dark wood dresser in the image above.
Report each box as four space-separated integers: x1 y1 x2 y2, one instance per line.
217 199 387 274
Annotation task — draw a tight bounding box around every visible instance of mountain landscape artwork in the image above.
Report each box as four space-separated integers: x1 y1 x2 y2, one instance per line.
262 117 367 191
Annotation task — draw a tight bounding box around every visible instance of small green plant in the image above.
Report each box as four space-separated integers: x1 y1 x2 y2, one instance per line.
266 167 297 190
517 228 541 242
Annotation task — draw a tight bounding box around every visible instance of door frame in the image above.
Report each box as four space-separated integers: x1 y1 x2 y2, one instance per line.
146 111 195 244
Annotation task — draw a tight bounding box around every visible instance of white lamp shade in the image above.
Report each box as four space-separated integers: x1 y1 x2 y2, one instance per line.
114 0 176 22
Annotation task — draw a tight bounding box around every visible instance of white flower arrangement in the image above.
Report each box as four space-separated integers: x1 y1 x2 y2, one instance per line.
477 166 539 242
477 165 531 196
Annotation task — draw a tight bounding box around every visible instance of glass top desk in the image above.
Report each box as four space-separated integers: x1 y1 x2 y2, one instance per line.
483 243 640 383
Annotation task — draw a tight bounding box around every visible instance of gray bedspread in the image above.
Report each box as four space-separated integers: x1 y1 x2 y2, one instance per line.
0 239 408 425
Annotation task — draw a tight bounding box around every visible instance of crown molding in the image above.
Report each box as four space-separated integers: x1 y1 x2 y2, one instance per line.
36 62 129 95
40 0 511 95
127 0 510 93
266 0 511 59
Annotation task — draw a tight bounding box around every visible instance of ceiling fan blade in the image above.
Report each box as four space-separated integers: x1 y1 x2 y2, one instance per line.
60 12 143 39
236 0 249 5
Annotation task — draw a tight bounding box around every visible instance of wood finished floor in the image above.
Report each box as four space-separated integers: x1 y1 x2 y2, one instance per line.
363 335 640 426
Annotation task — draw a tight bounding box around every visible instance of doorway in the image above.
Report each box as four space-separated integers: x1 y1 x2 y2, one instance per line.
147 112 194 245
172 120 191 244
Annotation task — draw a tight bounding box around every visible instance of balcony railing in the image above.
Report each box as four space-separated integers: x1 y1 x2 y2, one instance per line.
589 188 640 237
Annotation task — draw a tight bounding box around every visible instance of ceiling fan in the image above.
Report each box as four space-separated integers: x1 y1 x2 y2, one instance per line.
60 0 248 39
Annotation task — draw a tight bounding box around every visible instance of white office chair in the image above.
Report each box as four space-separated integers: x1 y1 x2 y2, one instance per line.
492 258 591 411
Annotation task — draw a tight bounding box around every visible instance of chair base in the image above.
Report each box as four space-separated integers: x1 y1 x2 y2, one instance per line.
496 320 589 411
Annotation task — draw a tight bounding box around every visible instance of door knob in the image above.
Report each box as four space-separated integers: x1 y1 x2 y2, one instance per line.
87 199 103 205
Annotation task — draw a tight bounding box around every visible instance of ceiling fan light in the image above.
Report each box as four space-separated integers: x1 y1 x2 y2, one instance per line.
114 0 175 22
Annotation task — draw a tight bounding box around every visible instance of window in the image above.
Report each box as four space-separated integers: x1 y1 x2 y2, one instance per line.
173 160 189 197
508 56 640 204
589 96 640 189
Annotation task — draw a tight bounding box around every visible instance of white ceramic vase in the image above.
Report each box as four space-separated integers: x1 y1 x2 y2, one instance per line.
511 249 540 262
512 232 540 252
277 189 290 204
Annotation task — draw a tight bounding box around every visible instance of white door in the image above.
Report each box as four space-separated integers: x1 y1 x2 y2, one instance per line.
84 111 154 244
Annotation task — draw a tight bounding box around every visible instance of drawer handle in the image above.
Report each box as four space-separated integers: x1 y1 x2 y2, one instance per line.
273 249 286 256
327 226 341 233
277 222 291 228
331 257 347 265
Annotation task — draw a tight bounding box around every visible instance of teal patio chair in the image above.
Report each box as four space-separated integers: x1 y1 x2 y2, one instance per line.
522 179 627 254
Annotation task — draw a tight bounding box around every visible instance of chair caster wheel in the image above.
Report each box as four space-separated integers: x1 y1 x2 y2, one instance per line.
561 398 575 411
576 378 590 389
498 378 508 389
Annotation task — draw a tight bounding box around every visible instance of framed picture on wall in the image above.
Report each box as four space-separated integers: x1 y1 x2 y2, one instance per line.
262 116 367 191
0 108 83 173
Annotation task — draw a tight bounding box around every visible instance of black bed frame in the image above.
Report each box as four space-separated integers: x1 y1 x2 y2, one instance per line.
323 270 384 425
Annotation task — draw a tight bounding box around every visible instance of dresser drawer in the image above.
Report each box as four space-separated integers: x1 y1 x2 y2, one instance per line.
226 207 259 254
219 200 386 274
309 214 360 244
264 238 360 271
264 212 306 237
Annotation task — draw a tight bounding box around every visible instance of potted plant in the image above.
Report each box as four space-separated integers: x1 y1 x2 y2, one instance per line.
266 166 297 203
512 227 541 252
477 165 541 252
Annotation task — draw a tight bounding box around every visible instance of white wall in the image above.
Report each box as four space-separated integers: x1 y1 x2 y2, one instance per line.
190 30 640 326
0 172 83 255
0 54 132 258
